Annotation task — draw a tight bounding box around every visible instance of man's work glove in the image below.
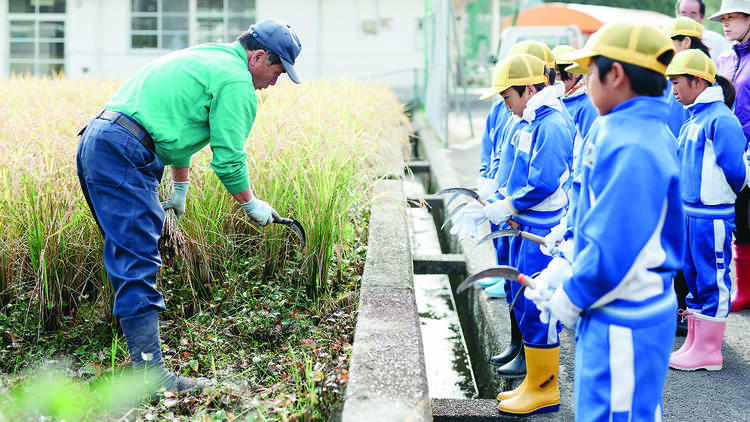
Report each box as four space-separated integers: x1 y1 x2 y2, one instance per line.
241 197 281 227
525 257 574 324
477 176 499 200
162 181 189 219
449 202 487 241
483 198 515 225
541 217 567 256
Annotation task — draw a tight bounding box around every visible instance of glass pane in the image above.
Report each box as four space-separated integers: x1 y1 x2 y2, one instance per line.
39 21 64 38
197 0 223 12
38 0 66 13
132 34 157 48
9 0 34 13
10 21 35 39
10 42 35 59
228 0 254 13
39 62 65 75
132 17 157 30
228 16 251 35
163 0 188 12
163 16 188 31
38 42 64 59
163 33 189 50
131 0 157 12
10 63 35 75
198 17 225 43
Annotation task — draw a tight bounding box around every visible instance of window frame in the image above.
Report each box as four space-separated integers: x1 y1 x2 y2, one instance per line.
130 0 255 52
8 1 66 76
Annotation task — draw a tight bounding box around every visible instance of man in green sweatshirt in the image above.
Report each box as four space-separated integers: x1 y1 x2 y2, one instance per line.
76 19 302 395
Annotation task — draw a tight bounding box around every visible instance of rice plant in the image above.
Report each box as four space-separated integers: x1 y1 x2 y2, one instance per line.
0 74 410 331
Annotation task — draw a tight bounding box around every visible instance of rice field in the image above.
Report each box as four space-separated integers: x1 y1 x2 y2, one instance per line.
0 74 411 420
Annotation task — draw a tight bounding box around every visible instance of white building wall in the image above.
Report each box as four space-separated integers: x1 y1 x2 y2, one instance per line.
66 0 164 79
255 0 424 97
3 0 424 98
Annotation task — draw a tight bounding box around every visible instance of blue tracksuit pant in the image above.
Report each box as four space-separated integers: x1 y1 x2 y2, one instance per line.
490 221 513 303
509 223 560 345
684 215 734 318
76 114 166 318
574 291 676 421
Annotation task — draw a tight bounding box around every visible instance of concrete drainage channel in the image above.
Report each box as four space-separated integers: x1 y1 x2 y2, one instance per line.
341 115 574 421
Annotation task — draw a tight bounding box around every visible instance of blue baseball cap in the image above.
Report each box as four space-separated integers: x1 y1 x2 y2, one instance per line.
249 19 302 83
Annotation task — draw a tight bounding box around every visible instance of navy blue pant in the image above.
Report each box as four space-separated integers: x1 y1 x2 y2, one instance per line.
76 115 166 318
509 223 560 345
684 215 734 318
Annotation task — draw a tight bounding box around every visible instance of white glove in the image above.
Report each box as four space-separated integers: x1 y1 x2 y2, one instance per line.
449 202 487 241
241 197 281 227
483 198 515 225
540 217 567 256
524 257 572 306
557 239 575 261
476 177 499 200
542 287 582 329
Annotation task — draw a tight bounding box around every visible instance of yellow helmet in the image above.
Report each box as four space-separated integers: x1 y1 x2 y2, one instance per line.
665 48 717 83
663 17 704 39
552 45 576 65
560 21 675 75
479 54 547 100
509 40 556 68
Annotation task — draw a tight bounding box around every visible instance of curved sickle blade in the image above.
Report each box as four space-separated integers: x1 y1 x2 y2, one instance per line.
475 228 520 247
457 265 527 294
435 187 487 206
274 218 307 248
440 202 468 230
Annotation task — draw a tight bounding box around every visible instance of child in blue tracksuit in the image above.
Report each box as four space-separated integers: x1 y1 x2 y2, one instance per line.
528 22 684 421
665 49 748 371
470 52 572 416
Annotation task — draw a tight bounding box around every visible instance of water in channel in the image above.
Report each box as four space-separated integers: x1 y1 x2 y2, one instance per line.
404 180 478 399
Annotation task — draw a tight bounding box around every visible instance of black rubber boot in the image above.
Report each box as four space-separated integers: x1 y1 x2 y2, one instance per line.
490 308 522 367
120 309 204 395
497 343 526 378
674 270 689 337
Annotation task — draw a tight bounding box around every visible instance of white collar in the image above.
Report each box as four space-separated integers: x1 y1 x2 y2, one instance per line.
688 85 724 109
522 85 563 123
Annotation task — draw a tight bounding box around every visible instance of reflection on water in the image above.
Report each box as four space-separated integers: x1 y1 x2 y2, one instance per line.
405 180 478 399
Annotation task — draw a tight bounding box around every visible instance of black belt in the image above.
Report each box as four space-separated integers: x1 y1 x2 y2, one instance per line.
95 109 155 153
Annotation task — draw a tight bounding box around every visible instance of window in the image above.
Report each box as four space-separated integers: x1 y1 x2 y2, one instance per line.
8 0 66 75
131 0 255 50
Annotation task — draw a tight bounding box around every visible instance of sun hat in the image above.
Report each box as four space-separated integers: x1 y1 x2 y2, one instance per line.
665 49 718 83
248 19 302 83
559 21 675 75
479 54 547 100
509 40 556 68
663 16 705 39
709 0 750 22
552 45 576 65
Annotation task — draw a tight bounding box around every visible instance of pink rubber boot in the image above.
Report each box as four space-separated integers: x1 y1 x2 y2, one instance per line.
731 242 750 311
669 313 726 371
670 309 697 359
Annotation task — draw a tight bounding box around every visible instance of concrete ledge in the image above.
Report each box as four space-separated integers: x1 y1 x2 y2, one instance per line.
342 179 432 422
413 254 466 275
405 160 431 173
431 398 562 421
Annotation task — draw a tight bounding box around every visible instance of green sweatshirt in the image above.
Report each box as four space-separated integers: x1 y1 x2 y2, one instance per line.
106 41 257 194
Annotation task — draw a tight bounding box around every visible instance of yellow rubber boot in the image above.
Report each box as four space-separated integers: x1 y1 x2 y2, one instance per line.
497 344 560 416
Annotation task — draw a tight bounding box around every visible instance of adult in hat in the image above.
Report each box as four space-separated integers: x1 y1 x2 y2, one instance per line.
710 0 750 311
665 49 745 371
526 21 683 420
76 19 302 396
676 0 731 59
